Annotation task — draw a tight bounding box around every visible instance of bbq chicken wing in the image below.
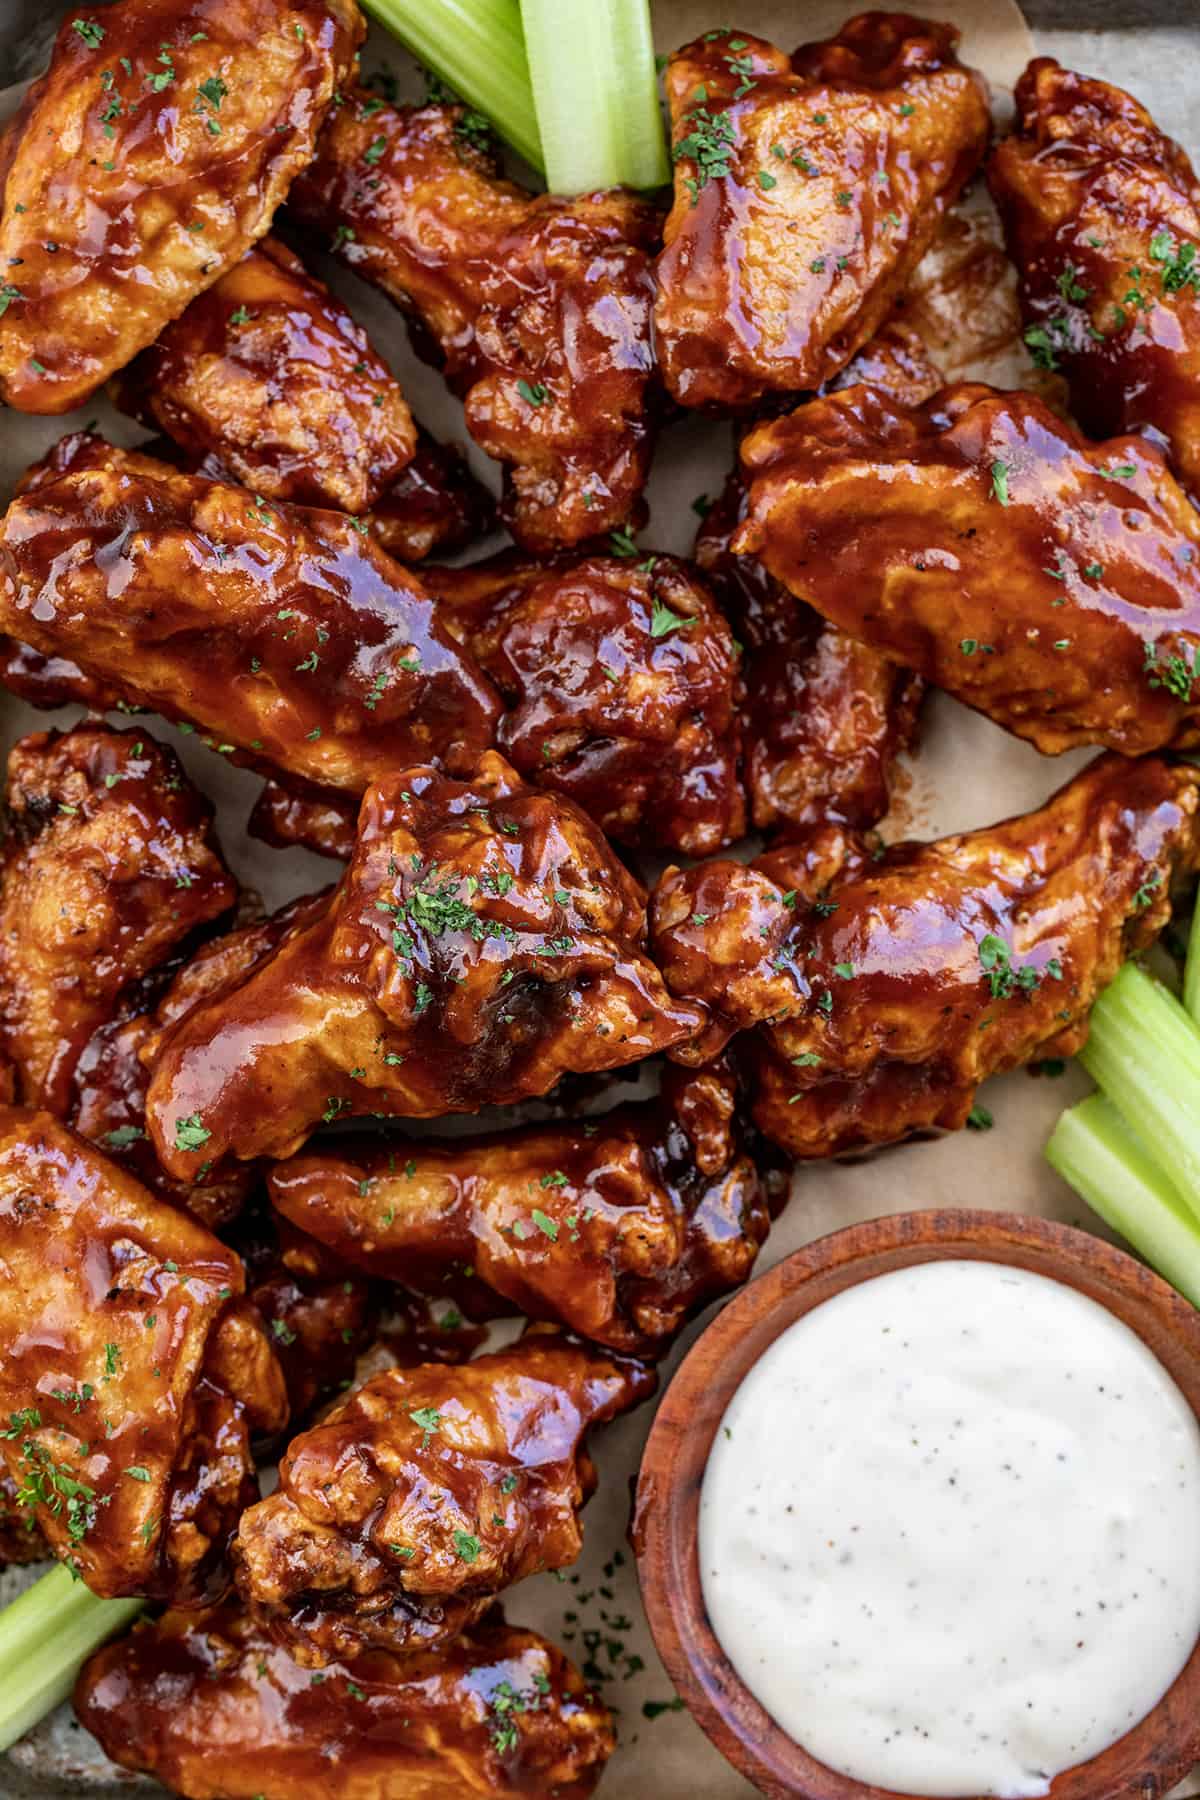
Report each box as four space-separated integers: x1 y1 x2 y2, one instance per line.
232 1334 654 1661
694 321 936 832
0 724 236 1116
735 381 1200 756
76 1603 614 1800
145 753 704 1178
253 549 746 860
0 1110 287 1599
268 1061 772 1357
652 755 1200 1159
988 59 1200 495
654 15 989 410
71 891 331 1230
0 0 362 415
110 237 417 514
288 91 660 551
0 439 501 794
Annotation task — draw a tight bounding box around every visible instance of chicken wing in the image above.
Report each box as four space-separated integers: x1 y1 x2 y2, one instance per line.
366 428 497 564
988 59 1200 495
0 724 236 1116
267 1061 772 1357
76 1603 614 1800
735 381 1200 755
652 755 1200 1158
0 0 362 415
0 1109 287 1598
231 1207 374 1422
288 90 660 551
109 236 416 514
654 15 989 409
0 438 502 792
252 549 746 860
144 752 705 1177
232 1334 654 1661
71 891 332 1230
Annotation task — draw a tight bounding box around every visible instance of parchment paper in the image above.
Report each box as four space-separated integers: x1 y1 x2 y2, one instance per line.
1 2 1197 1794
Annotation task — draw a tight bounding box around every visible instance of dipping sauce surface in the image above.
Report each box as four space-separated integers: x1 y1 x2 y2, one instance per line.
699 1259 1200 1798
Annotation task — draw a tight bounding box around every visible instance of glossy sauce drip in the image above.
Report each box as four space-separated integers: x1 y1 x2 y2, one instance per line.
700 1261 1200 1797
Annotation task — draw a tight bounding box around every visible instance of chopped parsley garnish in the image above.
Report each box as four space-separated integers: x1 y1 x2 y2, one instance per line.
453 1529 481 1563
990 460 1010 506
516 378 548 407
410 1406 441 1447
229 304 253 326
1132 868 1164 911
674 96 736 206
1149 230 1200 294
649 598 692 638
978 933 1062 999
966 1104 994 1132
72 18 105 46
1143 640 1200 702
0 283 23 317
174 1114 211 1152
609 525 639 558
362 134 387 165
1023 318 1070 370
531 1209 559 1241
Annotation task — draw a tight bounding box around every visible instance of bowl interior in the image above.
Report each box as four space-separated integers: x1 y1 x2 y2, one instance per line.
633 1208 1200 1800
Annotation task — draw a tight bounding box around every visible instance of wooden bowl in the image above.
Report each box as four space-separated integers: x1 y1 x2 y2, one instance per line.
633 1208 1200 1800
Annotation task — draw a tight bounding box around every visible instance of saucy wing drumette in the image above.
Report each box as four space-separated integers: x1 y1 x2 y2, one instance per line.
231 1333 654 1661
988 59 1200 495
268 1061 773 1356
0 724 236 1115
0 438 502 794
0 0 362 415
254 549 746 861
288 89 660 551
76 1602 614 1800
0 1109 287 1598
735 381 1200 755
695 321 938 835
71 891 331 1230
109 236 417 514
654 14 989 410
652 755 1200 1159
144 752 704 1177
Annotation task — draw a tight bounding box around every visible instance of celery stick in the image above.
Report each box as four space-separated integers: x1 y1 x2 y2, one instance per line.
520 0 669 194
360 0 544 172
1047 1094 1200 1309
0 1566 141 1752
1078 961 1200 1209
1185 904 1200 1027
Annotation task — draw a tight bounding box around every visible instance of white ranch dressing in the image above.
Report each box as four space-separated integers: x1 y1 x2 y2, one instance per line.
700 1259 1200 1798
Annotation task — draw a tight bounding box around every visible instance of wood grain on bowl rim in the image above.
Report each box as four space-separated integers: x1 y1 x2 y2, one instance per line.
632 1207 1200 1800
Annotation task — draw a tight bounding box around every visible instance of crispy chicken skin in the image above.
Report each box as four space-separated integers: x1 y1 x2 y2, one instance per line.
0 439 502 792
288 91 660 551
654 15 990 410
253 550 747 860
145 753 704 1178
0 0 362 415
110 237 417 514
366 428 497 564
652 755 1200 1159
76 1603 615 1800
268 1062 771 1357
988 59 1200 494
0 1109 287 1599
232 1335 654 1661
71 892 332 1229
0 725 236 1116
736 381 1200 756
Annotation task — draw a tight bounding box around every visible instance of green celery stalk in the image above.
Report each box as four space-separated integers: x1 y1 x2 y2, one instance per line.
0 1566 142 1753
1184 903 1200 1026
1047 1094 1200 1308
359 0 544 172
520 0 670 193
1078 961 1200 1208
